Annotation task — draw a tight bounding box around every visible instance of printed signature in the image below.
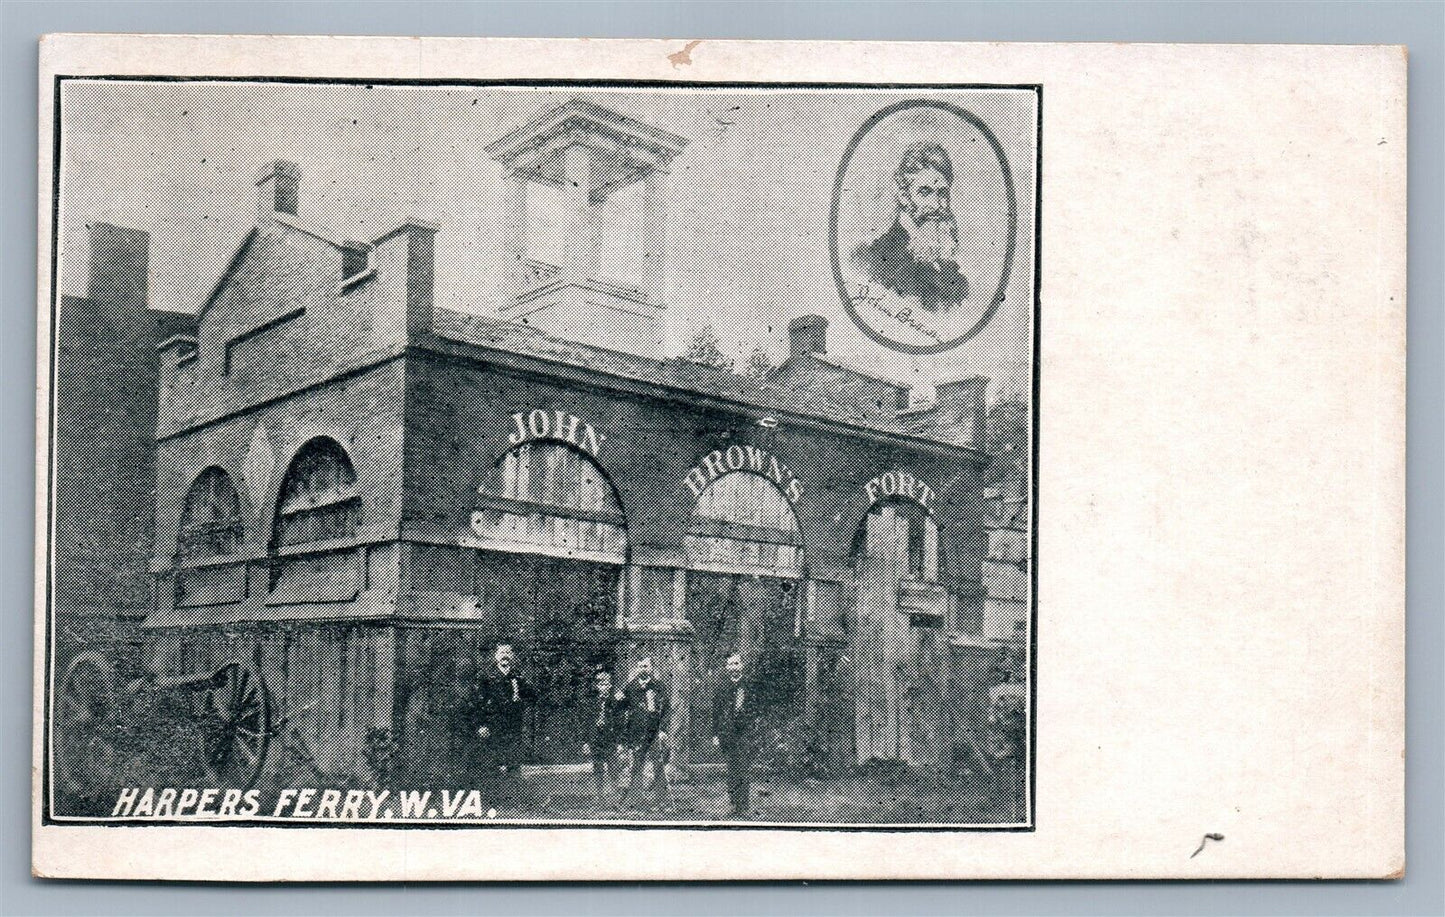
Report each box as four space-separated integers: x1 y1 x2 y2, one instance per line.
848 284 942 343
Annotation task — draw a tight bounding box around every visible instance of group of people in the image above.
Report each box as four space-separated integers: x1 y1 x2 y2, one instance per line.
469 644 763 818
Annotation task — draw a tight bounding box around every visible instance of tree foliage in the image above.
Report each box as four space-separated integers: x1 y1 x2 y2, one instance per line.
743 346 776 380
682 324 733 371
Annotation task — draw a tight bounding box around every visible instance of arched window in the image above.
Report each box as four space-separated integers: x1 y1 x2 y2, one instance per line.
176 467 243 561
174 467 246 608
686 471 802 577
273 438 360 548
472 442 627 563
853 497 941 583
269 438 362 603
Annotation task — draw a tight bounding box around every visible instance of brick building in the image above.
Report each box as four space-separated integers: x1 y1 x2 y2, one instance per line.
53 222 194 648
125 100 1009 783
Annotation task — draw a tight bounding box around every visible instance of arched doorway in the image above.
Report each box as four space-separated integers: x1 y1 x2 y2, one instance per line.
469 440 628 764
683 471 804 763
851 495 950 767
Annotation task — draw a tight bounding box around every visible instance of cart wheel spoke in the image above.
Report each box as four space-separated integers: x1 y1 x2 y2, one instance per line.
198 660 269 789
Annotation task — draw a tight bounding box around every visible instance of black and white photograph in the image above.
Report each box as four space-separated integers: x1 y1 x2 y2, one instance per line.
42 79 1039 829
30 33 1410 885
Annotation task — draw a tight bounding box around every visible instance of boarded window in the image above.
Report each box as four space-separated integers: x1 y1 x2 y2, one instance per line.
273 438 360 547
270 550 364 604
685 471 802 577
175 562 247 607
853 498 940 582
270 438 363 603
175 468 246 607
176 467 243 561
472 442 627 563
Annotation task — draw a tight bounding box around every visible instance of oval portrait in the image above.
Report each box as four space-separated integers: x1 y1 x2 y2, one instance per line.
831 99 1018 354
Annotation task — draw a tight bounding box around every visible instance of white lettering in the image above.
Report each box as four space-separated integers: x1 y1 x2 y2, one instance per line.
683 445 803 503
365 789 390 819
132 788 155 818
111 787 139 817
864 471 937 513
217 788 243 817
684 466 709 498
315 789 342 819
581 424 604 457
702 450 728 480
455 789 485 819
340 789 367 820
441 790 467 817
767 455 785 486
240 789 261 816
292 787 318 818
553 410 581 446
272 788 297 817
175 788 199 816
509 408 605 456
154 787 178 818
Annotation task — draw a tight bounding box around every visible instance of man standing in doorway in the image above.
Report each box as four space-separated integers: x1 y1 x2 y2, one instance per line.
582 667 626 811
620 657 673 813
472 643 537 806
712 652 761 818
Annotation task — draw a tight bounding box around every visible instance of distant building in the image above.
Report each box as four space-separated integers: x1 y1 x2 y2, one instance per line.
52 222 193 646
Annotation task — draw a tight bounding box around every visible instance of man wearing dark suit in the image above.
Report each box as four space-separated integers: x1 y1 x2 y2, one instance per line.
711 652 762 818
620 657 672 812
582 667 627 810
852 141 969 314
471 643 537 789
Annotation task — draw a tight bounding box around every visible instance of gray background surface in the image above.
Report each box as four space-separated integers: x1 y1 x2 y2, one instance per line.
3 1 1440 914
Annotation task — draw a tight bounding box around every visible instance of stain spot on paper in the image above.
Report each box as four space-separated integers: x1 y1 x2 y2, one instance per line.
669 40 703 69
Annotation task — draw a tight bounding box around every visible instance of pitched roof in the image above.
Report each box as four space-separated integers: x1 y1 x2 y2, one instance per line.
431 309 984 457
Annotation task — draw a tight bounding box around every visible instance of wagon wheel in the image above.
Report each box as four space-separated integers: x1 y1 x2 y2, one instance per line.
55 650 125 800
196 661 270 789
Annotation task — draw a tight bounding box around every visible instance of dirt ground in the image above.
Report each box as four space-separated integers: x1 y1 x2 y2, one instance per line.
479 765 1025 825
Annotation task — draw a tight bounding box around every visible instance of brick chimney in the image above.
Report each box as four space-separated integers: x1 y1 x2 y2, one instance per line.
934 375 988 449
255 160 301 218
370 219 439 343
86 222 148 304
789 314 828 358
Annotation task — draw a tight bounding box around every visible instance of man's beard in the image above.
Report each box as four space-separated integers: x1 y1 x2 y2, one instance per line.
904 211 959 266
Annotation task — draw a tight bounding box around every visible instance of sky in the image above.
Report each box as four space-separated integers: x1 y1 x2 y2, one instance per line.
58 81 1036 401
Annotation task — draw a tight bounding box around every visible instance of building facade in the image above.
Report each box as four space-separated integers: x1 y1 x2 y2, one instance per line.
137 101 1008 785
53 222 194 645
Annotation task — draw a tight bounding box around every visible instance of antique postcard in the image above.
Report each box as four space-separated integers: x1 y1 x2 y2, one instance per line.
33 36 1405 880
